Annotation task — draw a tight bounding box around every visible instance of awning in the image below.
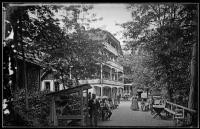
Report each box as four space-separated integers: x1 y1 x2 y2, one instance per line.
137 89 143 92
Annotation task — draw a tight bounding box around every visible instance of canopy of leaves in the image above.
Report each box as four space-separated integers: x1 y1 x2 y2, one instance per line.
3 4 105 126
121 3 198 105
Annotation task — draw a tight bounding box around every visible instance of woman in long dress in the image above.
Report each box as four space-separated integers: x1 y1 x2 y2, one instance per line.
130 96 139 111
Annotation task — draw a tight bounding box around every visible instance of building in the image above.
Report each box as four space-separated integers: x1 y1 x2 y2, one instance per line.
40 70 64 92
14 53 44 93
79 29 124 99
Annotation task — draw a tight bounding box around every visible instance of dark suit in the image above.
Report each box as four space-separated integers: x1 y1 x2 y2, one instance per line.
88 99 100 127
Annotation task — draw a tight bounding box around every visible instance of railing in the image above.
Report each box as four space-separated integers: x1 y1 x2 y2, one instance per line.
106 60 123 71
102 41 118 56
103 79 124 86
164 100 197 126
79 79 123 86
79 79 100 84
165 101 196 114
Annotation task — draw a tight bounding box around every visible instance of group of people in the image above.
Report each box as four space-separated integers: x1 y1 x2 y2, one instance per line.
88 93 113 127
130 96 155 113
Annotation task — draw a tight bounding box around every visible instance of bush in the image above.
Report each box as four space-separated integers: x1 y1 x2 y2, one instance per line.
13 90 52 127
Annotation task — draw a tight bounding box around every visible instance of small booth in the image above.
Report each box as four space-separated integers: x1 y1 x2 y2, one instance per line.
141 92 148 101
137 89 143 101
46 84 92 127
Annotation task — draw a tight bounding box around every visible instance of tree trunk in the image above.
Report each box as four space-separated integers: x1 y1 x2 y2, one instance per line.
188 43 198 109
188 42 198 127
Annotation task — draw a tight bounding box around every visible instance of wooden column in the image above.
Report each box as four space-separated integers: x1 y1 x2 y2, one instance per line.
110 67 112 80
100 63 103 83
101 86 103 97
122 73 124 84
116 70 119 81
110 86 113 99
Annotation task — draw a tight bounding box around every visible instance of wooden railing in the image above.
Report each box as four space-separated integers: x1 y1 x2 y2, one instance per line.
164 100 197 126
165 101 196 114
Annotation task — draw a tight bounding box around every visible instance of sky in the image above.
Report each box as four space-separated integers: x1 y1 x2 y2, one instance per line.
89 4 132 43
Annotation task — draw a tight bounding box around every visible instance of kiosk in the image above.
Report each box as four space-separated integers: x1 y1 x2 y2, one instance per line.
46 84 92 127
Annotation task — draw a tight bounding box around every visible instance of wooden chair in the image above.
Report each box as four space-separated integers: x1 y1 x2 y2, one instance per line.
174 108 186 126
154 100 160 105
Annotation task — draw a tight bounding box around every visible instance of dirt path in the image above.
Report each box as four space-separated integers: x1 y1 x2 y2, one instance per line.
98 101 175 127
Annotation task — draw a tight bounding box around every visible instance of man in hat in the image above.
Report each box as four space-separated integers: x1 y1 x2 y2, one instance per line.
88 93 100 127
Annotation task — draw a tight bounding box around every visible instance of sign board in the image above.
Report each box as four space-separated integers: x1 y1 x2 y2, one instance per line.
141 93 147 98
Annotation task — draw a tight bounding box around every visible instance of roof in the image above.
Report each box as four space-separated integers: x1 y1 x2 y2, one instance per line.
86 28 123 56
17 51 47 68
46 84 92 96
150 89 161 96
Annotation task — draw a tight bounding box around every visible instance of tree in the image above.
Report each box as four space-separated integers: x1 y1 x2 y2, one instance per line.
121 3 198 109
118 48 155 90
178 4 198 126
3 3 105 126
41 4 106 86
3 4 62 126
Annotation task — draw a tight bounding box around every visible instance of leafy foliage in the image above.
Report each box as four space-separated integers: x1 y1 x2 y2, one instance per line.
3 4 105 126
121 3 198 107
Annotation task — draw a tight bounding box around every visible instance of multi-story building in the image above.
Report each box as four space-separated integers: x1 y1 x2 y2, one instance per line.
79 29 124 99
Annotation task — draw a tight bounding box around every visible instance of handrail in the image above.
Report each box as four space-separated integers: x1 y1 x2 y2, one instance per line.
166 101 196 113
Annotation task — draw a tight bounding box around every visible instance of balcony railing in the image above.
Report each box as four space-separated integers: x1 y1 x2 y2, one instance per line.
103 79 124 86
79 79 100 84
79 78 123 86
103 41 118 56
106 60 123 71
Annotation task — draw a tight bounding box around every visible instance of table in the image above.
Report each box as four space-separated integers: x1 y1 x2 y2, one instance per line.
152 105 165 119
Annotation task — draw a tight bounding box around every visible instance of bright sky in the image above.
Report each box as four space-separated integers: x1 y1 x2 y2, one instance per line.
89 4 132 46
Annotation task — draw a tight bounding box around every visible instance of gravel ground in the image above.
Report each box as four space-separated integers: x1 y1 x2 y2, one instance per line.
98 101 175 127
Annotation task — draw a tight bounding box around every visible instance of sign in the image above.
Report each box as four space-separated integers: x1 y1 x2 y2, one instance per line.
141 93 147 98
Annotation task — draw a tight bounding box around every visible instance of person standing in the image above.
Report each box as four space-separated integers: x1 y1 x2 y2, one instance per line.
141 99 145 111
130 96 139 111
149 96 155 114
103 99 112 120
88 94 100 127
88 92 91 100
119 94 121 104
117 94 121 104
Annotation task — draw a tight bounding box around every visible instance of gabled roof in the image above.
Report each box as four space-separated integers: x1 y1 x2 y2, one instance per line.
86 28 123 56
17 53 45 68
46 84 92 96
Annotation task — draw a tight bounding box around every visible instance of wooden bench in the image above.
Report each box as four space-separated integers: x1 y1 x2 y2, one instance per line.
164 108 176 119
164 101 197 126
57 115 83 126
174 108 186 126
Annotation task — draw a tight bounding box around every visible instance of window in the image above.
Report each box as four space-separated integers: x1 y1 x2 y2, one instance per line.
45 81 50 91
54 82 59 92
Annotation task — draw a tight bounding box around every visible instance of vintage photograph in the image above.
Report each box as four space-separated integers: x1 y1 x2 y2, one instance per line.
2 2 199 128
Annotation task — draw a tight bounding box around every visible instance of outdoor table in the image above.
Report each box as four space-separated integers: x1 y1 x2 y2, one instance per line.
152 105 165 119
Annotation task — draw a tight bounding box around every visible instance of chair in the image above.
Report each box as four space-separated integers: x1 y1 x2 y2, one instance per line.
154 100 160 105
174 108 186 126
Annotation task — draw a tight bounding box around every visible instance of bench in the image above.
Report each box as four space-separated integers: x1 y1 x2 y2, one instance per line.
164 108 176 119
164 101 197 126
164 107 186 126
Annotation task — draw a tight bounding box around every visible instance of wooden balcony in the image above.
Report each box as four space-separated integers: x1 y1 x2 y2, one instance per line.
106 60 123 71
103 41 118 56
103 79 124 86
79 79 123 86
79 79 101 84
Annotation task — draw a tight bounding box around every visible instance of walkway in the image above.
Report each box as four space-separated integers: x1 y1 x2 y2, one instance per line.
98 101 175 127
